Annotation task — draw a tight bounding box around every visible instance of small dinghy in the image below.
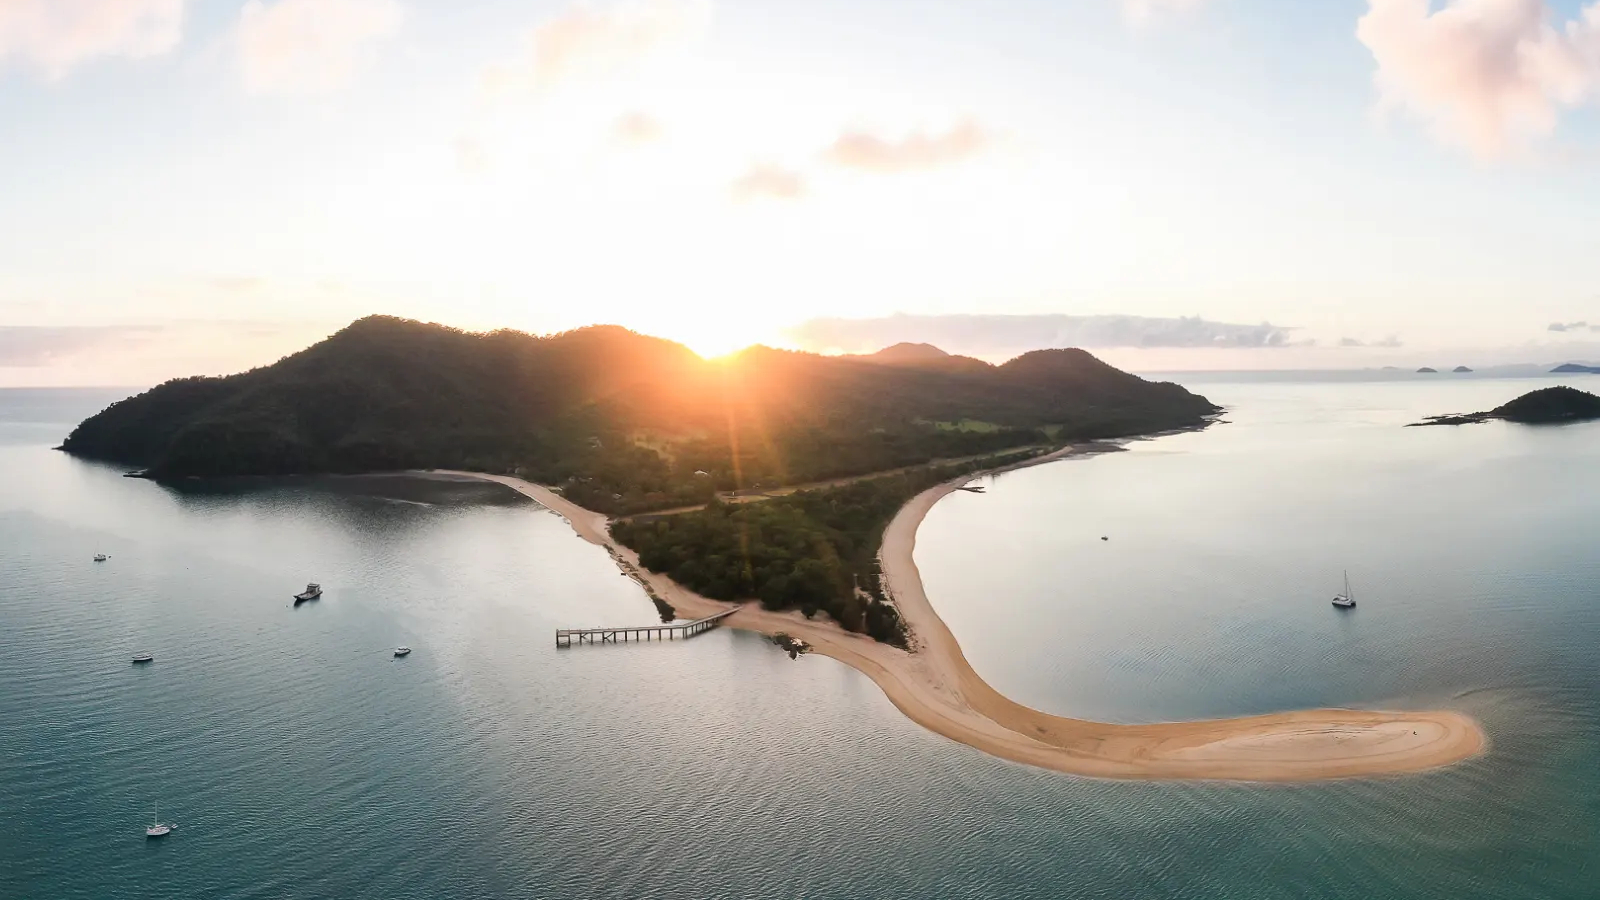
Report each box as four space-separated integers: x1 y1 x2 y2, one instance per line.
394 647 411 657
132 653 154 663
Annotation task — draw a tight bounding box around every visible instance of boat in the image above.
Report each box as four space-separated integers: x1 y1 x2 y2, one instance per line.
145 803 174 838
132 652 154 663
93 553 108 562
1332 571 1356 609
394 646 411 657
293 583 322 603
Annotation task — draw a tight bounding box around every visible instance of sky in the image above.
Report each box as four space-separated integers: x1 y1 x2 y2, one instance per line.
5 0 1600 385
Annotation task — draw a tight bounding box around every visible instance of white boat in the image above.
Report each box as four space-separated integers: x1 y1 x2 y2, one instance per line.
145 803 174 838
394 646 411 657
93 553 108 562
132 652 154 663
293 583 322 603
1332 571 1356 609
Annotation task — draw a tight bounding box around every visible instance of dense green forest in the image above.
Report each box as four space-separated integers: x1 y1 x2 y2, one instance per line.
611 449 1045 646
1413 386 1600 427
61 316 1218 514
1493 387 1600 423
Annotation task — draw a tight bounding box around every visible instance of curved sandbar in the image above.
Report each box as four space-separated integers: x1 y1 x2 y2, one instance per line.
442 466 1485 781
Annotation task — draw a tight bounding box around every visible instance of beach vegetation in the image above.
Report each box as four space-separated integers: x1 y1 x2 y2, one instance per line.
611 450 1039 647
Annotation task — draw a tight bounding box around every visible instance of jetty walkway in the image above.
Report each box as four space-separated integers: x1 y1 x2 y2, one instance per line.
556 609 738 649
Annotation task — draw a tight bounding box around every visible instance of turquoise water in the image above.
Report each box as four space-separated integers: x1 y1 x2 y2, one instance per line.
3 380 1598 899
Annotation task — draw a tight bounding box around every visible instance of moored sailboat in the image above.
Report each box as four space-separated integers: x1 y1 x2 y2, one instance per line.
1332 571 1356 609
145 802 174 838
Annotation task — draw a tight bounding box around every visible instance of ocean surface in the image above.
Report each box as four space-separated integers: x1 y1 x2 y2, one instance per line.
2 376 1598 899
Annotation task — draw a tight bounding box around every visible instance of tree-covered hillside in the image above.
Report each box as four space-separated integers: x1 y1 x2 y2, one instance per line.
611 450 1045 646
61 316 1218 513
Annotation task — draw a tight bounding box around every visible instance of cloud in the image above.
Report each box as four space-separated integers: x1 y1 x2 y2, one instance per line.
785 314 1296 356
1549 320 1591 331
823 119 991 173
0 319 346 385
1356 0 1600 158
455 136 489 174
0 0 185 78
1124 0 1212 22
1340 334 1405 348
482 0 709 97
730 163 806 201
612 110 663 145
0 325 160 367
209 276 266 292
237 0 403 95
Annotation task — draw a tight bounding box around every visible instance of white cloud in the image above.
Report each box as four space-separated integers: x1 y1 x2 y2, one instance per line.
481 0 710 97
822 119 991 174
455 136 489 175
0 0 185 78
1357 0 1600 158
786 314 1296 355
237 0 403 95
1124 0 1212 23
730 163 805 201
612 110 663 145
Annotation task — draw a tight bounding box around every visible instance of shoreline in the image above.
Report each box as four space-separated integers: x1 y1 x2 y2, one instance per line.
433 450 1486 782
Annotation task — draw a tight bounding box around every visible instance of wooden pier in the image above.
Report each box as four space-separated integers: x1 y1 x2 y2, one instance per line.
556 609 738 649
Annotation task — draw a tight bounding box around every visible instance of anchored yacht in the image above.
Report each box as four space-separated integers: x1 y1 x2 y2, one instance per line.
1332 571 1356 609
145 803 174 838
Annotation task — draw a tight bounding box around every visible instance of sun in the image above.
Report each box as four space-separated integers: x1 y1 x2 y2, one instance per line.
675 324 763 360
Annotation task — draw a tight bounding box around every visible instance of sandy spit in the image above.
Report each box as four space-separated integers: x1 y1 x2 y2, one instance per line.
433 460 1486 782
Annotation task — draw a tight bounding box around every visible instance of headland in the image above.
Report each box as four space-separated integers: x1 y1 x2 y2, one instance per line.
438 454 1487 783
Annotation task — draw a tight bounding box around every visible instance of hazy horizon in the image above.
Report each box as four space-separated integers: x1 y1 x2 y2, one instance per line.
7 311 1600 392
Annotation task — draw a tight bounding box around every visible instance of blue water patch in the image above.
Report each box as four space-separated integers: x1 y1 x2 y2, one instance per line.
2 381 1597 899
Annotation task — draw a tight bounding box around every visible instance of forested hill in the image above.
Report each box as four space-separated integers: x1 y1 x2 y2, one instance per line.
61 316 1218 513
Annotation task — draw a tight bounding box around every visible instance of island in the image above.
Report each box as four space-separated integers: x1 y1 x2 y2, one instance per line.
62 315 1486 781
1409 386 1600 426
62 315 1219 647
61 316 1217 507
1551 363 1600 374
1417 367 1438 373
1453 366 1474 373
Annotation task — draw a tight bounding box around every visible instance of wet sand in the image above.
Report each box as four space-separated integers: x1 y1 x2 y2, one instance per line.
436 464 1486 782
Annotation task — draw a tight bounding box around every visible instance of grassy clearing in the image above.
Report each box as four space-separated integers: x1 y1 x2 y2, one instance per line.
928 419 1002 434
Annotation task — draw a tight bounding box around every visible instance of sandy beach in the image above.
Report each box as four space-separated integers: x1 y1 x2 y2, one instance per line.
437 460 1486 782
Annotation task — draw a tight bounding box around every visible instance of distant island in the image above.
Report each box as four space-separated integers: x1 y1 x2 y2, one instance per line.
61 315 1220 648
1409 386 1600 427
1417 367 1438 373
1551 363 1600 374
1453 366 1473 373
